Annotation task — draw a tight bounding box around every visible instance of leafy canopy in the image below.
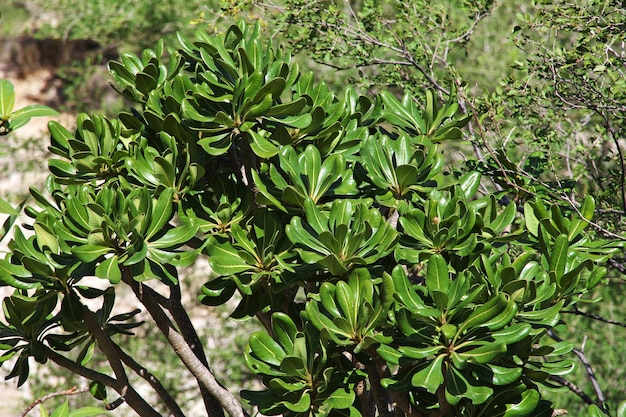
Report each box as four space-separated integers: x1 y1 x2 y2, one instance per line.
0 20 622 417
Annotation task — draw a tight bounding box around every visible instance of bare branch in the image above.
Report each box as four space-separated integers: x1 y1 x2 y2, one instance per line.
20 386 89 417
115 344 186 417
121 269 247 417
548 331 608 411
562 306 626 328
80 300 162 417
548 375 595 406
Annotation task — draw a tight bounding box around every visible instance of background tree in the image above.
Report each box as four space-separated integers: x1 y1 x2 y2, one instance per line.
1 20 624 417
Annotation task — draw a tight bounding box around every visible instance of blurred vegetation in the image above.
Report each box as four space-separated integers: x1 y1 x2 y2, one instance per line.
0 0 624 416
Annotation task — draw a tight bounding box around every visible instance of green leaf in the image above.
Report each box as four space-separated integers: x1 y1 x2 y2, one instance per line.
89 381 107 400
72 245 111 263
50 401 69 417
69 407 109 417
390 265 439 316
0 78 15 117
0 197 18 215
568 195 595 240
145 189 174 240
491 202 516 234
249 332 286 366
10 104 59 119
460 171 481 200
249 130 280 158
524 203 539 237
325 388 355 409
399 345 445 359
459 293 508 333
549 234 569 278
617 400 626 417
456 342 506 364
503 389 540 417
95 256 122 284
426 254 449 294
587 405 606 417
272 313 297 353
34 223 59 253
445 366 492 405
411 354 444 393
150 225 197 248
281 391 311 412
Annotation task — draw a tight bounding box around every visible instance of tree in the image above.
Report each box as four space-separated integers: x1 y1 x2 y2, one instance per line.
222 0 626 412
1 21 624 417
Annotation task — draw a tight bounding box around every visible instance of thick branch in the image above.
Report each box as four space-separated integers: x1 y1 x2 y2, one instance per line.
366 347 426 417
165 284 226 417
115 344 186 417
121 270 246 417
80 301 162 417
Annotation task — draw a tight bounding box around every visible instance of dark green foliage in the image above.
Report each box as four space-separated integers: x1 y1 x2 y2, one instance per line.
1 20 624 417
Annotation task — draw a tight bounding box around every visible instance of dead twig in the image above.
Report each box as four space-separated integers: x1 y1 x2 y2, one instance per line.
20 386 89 417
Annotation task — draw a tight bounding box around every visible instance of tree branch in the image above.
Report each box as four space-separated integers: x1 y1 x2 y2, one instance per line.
121 269 247 417
562 306 626 328
165 283 226 417
114 343 186 417
20 386 89 417
80 298 162 417
548 375 595 406
548 331 608 411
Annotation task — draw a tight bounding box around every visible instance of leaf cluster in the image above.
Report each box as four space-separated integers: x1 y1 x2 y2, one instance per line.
0 20 622 417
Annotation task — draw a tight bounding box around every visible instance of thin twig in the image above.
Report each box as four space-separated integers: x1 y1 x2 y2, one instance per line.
562 306 626 328
547 375 595 406
548 331 608 411
20 386 89 417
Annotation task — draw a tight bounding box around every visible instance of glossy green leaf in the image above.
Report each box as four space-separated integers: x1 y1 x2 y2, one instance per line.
325 388 355 409
399 345 445 359
426 254 449 294
456 342 506 364
68 406 109 417
249 332 286 367
445 366 492 405
95 256 122 284
0 79 15 116
249 130 280 158
49 401 69 417
411 354 444 393
89 381 107 401
281 391 311 412
460 293 508 333
503 389 540 417
0 197 19 215
568 195 595 240
272 313 297 353
549 234 569 278
460 171 481 200
72 245 111 263
10 104 58 120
